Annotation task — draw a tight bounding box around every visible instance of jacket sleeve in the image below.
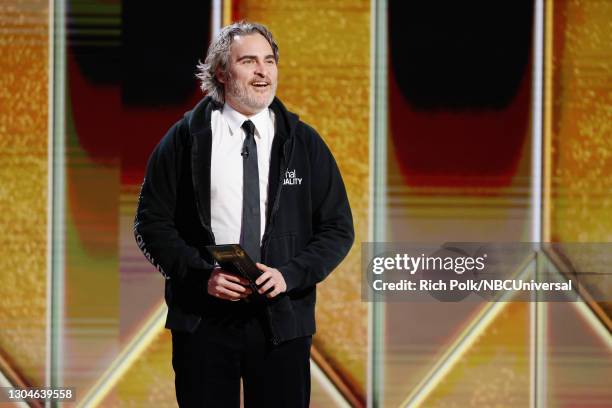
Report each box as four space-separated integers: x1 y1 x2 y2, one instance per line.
133 119 213 283
278 128 355 292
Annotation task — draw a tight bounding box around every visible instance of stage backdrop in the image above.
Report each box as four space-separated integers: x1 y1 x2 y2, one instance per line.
0 0 610 407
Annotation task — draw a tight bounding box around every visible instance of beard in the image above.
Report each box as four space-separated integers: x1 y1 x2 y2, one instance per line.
226 74 277 113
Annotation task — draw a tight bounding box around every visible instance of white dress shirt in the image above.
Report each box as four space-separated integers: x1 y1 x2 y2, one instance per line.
210 103 275 245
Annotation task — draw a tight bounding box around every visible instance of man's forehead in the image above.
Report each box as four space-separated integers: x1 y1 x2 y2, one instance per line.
230 33 273 53
231 32 264 42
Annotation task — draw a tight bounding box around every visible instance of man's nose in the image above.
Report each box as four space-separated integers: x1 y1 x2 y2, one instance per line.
254 60 266 76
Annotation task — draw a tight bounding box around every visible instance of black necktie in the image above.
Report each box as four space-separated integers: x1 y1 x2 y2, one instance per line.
240 120 261 262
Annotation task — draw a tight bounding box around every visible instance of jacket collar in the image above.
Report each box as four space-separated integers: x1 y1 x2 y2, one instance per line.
222 103 270 139
187 96 299 142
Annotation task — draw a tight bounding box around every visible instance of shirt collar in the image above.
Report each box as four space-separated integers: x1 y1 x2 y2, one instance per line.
222 103 270 139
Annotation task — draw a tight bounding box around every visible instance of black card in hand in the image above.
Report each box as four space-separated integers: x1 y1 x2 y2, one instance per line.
205 244 263 293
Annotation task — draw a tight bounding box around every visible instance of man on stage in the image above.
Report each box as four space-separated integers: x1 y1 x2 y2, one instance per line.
134 21 354 407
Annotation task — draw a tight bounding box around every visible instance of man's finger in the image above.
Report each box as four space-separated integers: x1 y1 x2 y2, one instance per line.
215 292 234 301
213 268 247 284
212 287 234 301
258 279 275 294
222 273 250 286
217 286 244 299
223 281 250 294
267 288 280 298
217 292 243 301
255 271 271 286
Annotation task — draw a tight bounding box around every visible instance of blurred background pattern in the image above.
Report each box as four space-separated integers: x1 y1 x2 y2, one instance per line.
0 0 610 406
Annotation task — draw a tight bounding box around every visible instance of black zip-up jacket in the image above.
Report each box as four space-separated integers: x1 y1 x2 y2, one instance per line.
134 96 354 344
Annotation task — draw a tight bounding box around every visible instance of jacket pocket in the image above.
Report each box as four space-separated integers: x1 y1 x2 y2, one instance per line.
266 233 296 267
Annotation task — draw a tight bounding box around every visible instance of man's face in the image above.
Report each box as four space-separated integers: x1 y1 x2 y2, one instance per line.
220 33 278 116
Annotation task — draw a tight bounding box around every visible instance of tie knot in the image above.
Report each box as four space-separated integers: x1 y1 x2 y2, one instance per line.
242 120 255 138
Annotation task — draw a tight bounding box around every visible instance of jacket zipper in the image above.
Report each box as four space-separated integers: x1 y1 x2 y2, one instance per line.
190 135 216 244
261 140 290 258
262 139 291 346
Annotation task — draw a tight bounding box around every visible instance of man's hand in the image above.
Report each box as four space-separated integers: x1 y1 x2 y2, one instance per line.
255 263 287 298
207 268 252 301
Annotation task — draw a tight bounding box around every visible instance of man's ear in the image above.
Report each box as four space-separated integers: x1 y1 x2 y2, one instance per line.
216 68 226 84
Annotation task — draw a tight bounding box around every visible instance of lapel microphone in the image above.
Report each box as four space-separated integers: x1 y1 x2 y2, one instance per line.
241 146 249 158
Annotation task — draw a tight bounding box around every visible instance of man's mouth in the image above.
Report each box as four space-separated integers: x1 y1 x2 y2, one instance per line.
251 81 270 88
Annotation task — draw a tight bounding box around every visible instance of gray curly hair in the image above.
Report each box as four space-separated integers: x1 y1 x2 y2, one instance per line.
196 21 279 104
